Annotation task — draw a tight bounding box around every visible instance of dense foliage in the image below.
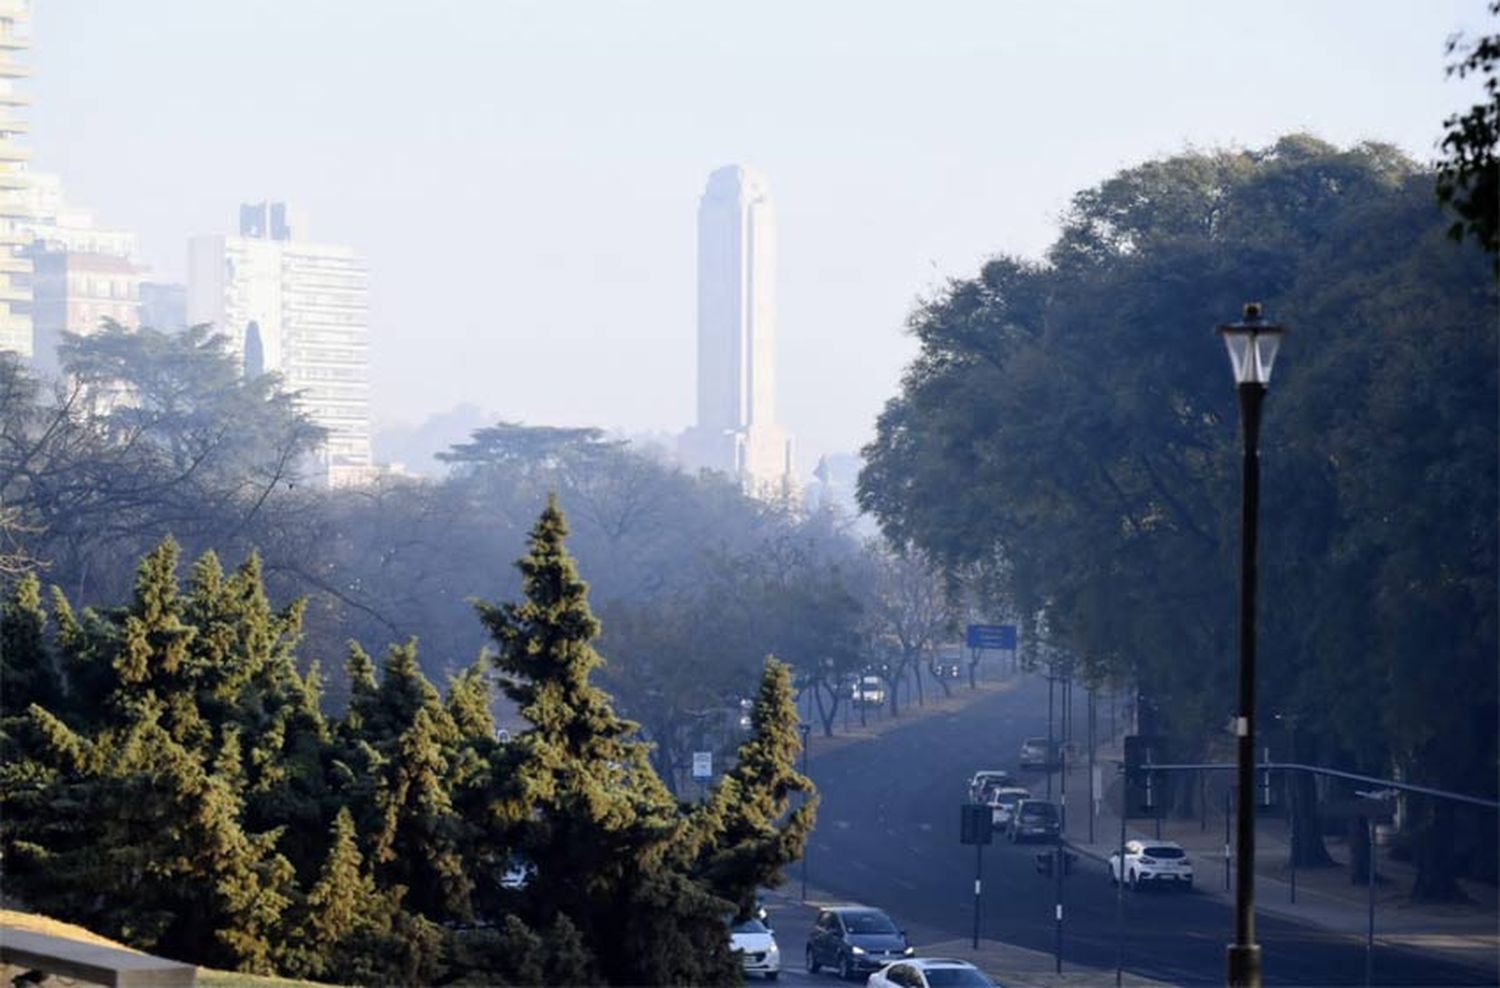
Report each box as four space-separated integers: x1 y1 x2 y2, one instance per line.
1438 0 1500 265
859 136 1498 897
0 503 817 984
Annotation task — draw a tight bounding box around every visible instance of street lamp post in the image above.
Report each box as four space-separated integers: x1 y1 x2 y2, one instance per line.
1218 303 1287 988
799 722 812 901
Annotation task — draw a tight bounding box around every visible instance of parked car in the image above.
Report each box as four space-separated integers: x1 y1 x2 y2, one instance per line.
1018 736 1058 770
729 915 780 980
1009 799 1061 843
852 675 888 708
966 770 1011 804
806 906 914 981
1108 839 1194 891
867 957 1001 987
987 786 1031 833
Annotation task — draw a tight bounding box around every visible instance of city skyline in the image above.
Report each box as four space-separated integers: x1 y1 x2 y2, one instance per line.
24 2 1492 475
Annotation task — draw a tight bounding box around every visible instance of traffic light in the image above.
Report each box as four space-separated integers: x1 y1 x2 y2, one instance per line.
960 803 993 845
1123 735 1173 819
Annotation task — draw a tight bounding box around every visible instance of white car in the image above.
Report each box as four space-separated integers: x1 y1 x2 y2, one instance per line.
867 957 1000 987
1108 839 1194 891
966 770 1011 804
729 916 780 980
986 786 1031 832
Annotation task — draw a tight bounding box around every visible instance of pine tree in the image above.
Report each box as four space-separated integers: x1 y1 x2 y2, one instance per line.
475 496 738 985
0 573 60 726
693 656 818 919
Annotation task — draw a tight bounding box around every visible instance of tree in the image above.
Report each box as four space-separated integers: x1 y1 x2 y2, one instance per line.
692 657 816 918
859 136 1496 894
1437 1 1500 266
476 496 738 985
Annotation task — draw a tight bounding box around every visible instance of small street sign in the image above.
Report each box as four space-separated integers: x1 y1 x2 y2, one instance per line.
692 751 712 780
966 624 1017 650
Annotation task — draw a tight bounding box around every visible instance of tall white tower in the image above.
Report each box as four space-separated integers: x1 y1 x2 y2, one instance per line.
680 164 793 495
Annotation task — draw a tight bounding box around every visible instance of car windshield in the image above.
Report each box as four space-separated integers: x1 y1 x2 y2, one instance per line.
843 911 898 934
731 918 769 934
1024 737 1048 747
997 792 1024 807
1144 846 1185 859
925 968 993 987
1021 803 1057 820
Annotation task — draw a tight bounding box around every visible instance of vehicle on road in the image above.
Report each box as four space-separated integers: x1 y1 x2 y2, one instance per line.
806 906 914 981
987 786 1031 832
866 957 1001 987
1009 799 1061 843
965 770 1011 804
852 675 888 708
1017 736 1058 770
729 915 780 980
1108 839 1194 891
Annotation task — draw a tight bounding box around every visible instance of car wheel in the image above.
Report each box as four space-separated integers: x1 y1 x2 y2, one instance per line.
840 955 854 982
806 946 820 975
766 972 779 981
1129 870 1139 891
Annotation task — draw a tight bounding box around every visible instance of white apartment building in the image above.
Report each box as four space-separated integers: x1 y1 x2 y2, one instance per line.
187 203 374 487
678 164 795 497
20 173 144 378
0 0 32 358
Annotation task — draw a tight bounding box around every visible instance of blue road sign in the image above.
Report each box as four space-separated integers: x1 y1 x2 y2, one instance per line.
966 623 1017 650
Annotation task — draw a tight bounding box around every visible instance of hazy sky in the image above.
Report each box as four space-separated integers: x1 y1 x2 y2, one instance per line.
31 1 1490 471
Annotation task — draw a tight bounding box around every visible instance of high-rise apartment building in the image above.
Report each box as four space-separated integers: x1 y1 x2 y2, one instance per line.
679 165 794 496
0 0 32 358
20 173 143 378
187 203 374 487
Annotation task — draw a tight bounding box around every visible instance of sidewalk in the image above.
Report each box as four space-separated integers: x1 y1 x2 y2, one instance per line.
1044 739 1499 972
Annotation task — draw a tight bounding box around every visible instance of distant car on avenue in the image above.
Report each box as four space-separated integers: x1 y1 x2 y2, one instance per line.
852 675 888 707
866 957 1001 988
986 786 1031 833
806 906 914 981
1109 839 1194 891
1018 736 1057 770
966 769 1011 804
729 915 780 980
1008 799 1061 843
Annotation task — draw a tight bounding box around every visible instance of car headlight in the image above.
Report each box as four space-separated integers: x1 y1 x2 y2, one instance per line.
904 946 916 956
850 946 866 956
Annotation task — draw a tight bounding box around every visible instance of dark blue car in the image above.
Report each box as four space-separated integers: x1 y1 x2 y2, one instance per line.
806 906 914 981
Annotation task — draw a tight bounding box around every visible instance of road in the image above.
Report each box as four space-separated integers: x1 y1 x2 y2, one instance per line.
774 674 1496 987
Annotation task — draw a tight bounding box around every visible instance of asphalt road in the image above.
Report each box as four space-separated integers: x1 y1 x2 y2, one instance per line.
793 674 1496 987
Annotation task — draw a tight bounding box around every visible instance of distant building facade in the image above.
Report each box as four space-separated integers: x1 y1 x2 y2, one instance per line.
187 202 374 487
138 281 187 331
0 0 31 358
20 174 143 377
679 165 794 496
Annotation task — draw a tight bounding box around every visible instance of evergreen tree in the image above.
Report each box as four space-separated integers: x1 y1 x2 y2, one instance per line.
0 573 59 725
476 496 737 985
694 656 817 918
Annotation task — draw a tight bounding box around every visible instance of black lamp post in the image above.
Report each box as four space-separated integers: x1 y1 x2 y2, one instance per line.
1218 303 1287 988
